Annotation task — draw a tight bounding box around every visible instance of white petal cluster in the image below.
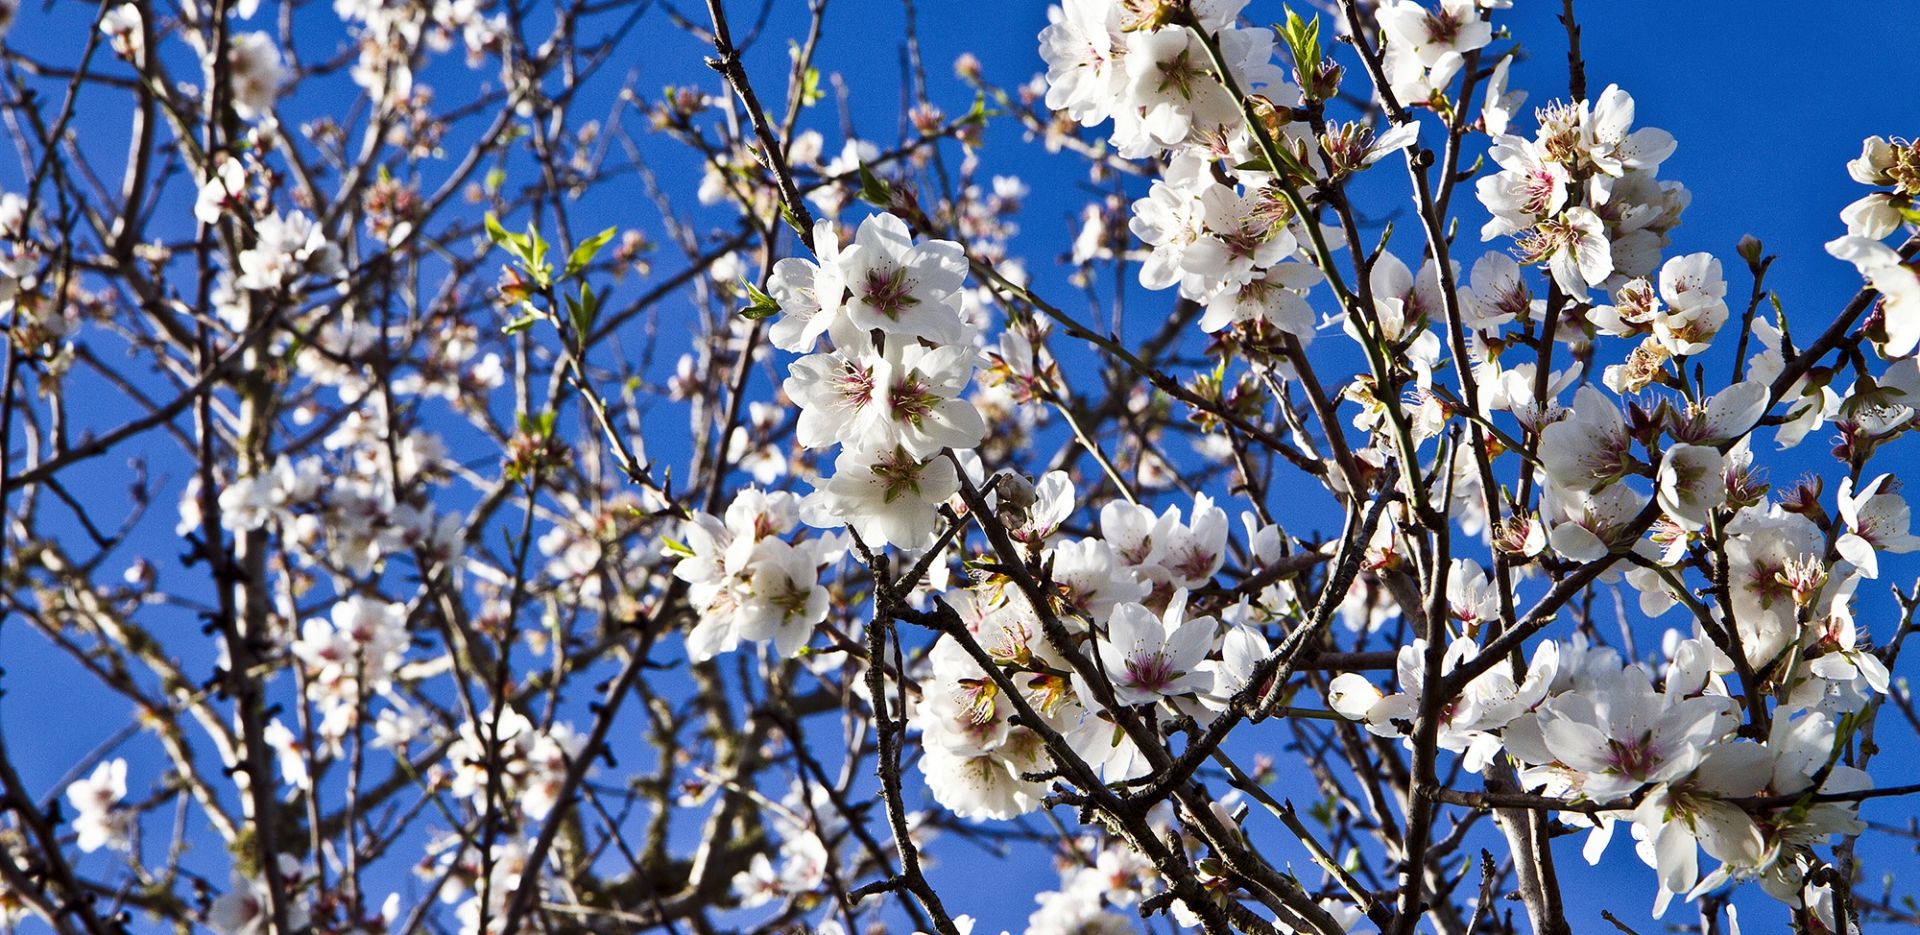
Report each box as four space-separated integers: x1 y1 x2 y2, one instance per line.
671 488 842 662
208 855 313 935
65 760 132 854
1329 622 1887 919
903 473 1297 821
759 215 988 551
1041 0 1324 341
1040 0 1286 160
1377 0 1492 105
443 705 585 821
1828 136 1920 357
1477 85 1683 300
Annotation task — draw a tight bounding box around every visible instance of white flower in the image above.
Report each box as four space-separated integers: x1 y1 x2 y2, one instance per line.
1095 591 1214 706
1724 508 1825 667
733 853 782 908
236 211 341 292
1526 206 1614 299
1351 252 1445 384
766 219 855 352
291 595 410 706
521 722 587 820
802 445 960 550
1446 558 1502 631
1476 136 1569 239
914 641 1053 820
732 538 830 657
1827 234 1920 357
1157 493 1230 588
1848 135 1900 186
1655 443 1725 532
1117 28 1239 155
1582 85 1676 180
262 719 311 789
1842 192 1903 240
1531 665 1734 801
221 34 286 122
1462 251 1534 333
1627 742 1770 915
208 856 312 935
1666 380 1766 445
1481 54 1525 137
873 343 988 458
66 759 131 853
1544 483 1649 563
1196 616 1269 712
1183 184 1298 286
1130 177 1207 292
1799 575 1892 699
1039 0 1127 128
192 158 251 227
1198 259 1319 336
1835 474 1920 579
1330 638 1551 772
1539 385 1634 491
1000 470 1075 545
1649 252 1730 355
840 213 968 345
100 4 143 58
1048 537 1152 622
1377 0 1490 96
784 347 885 451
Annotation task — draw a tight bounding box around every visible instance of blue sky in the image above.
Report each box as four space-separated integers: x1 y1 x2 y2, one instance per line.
2 1 1918 933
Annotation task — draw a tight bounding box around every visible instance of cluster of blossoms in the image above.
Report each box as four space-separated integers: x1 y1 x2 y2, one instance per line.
672 211 989 662
1311 87 1913 918
671 488 844 661
1045 0 1330 341
1040 0 1283 161
732 780 898 914
1020 805 1362 934
1829 137 1920 356
777 213 987 548
189 394 463 581
904 478 1280 825
1331 616 1880 922
334 0 508 112
442 705 585 823
13 0 1920 929
1025 0 1904 925
63 759 132 855
193 153 345 309
1478 82 1684 302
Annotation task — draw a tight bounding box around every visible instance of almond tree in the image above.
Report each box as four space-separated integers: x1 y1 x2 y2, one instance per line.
0 2 1915 935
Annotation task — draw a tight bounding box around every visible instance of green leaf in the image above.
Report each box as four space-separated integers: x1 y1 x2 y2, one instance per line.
520 410 557 437
779 201 807 238
959 91 998 128
856 164 892 207
484 212 520 252
527 226 551 278
502 312 541 335
788 41 824 108
661 537 696 558
738 279 782 320
565 226 618 279
1771 293 1795 356
1277 9 1320 68
567 282 599 335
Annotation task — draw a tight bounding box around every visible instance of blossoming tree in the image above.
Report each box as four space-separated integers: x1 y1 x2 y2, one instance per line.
0 0 1915 933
